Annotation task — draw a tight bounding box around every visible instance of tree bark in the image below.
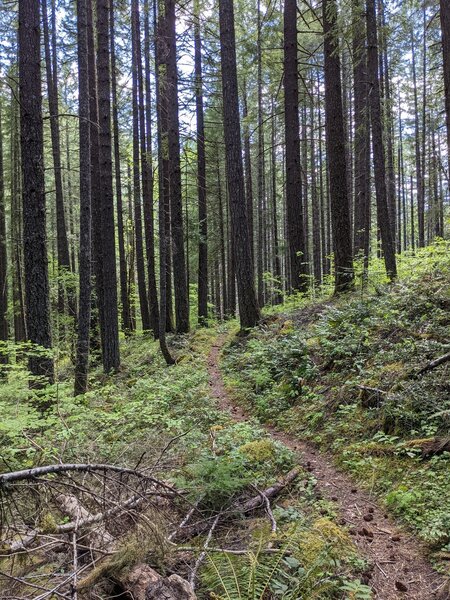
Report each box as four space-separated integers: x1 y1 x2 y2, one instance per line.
96 0 120 371
242 80 255 272
110 3 132 335
0 94 7 364
74 0 92 396
352 0 370 268
166 0 189 333
323 0 354 292
42 0 73 317
270 102 283 303
283 0 308 292
132 0 151 332
366 0 397 279
218 0 259 329
143 0 160 338
194 3 208 326
440 0 450 184
87 0 103 356
19 0 54 383
155 0 175 363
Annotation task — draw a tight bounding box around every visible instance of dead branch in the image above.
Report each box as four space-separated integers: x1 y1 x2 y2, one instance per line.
176 467 301 541
2 487 169 555
0 463 175 494
357 385 387 408
189 513 221 589
416 351 450 376
238 467 300 513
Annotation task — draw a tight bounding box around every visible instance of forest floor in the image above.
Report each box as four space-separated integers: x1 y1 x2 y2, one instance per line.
208 336 446 599
1 244 450 599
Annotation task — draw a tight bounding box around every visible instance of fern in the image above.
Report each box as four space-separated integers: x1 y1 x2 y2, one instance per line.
201 534 337 600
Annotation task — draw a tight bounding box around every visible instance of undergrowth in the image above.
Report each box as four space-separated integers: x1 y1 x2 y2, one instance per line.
222 242 450 558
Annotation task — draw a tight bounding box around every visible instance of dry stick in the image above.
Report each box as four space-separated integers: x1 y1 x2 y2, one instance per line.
147 424 198 474
251 484 277 533
0 571 68 599
189 513 221 589
72 530 78 600
168 496 204 542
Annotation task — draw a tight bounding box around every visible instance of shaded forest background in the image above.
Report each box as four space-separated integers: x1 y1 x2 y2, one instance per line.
0 0 449 390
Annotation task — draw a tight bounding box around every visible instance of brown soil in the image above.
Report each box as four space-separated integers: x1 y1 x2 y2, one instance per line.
207 338 449 600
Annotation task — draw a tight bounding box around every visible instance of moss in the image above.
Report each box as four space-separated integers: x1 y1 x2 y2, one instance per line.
39 512 58 534
238 439 276 463
297 518 355 566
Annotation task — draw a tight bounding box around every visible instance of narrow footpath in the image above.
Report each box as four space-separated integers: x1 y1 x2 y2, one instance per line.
208 337 448 600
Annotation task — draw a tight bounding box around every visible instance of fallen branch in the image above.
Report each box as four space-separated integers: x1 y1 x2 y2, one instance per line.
189 514 221 589
0 463 175 495
238 467 300 513
357 385 387 408
2 487 169 555
416 351 450 377
176 467 301 542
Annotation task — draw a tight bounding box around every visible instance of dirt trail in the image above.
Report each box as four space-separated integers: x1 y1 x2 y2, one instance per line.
208 338 448 600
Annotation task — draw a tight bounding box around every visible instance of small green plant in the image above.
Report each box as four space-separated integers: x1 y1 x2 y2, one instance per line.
340 579 373 599
201 534 337 600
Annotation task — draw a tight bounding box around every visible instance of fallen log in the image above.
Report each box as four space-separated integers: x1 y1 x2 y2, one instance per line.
405 437 450 458
416 351 450 377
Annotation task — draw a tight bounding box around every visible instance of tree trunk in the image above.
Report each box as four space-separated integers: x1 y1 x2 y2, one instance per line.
194 3 208 326
218 0 260 329
110 3 132 335
217 152 228 318
283 0 307 292
87 0 103 356
378 0 396 248
352 0 370 268
10 91 26 343
323 0 354 292
74 0 92 396
441 0 450 181
0 94 8 364
131 0 151 332
19 0 54 383
166 0 189 333
96 0 120 372
42 0 73 317
366 0 397 279
310 97 321 286
270 101 283 303
243 81 255 271
143 0 160 338
257 0 265 306
155 0 175 363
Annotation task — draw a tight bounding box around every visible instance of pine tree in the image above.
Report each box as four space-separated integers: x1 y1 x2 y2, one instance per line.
283 0 307 293
0 94 7 364
96 0 120 371
323 0 354 292
166 0 189 333
74 0 92 395
440 0 450 179
366 0 397 279
219 0 260 329
195 2 208 326
19 0 54 383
